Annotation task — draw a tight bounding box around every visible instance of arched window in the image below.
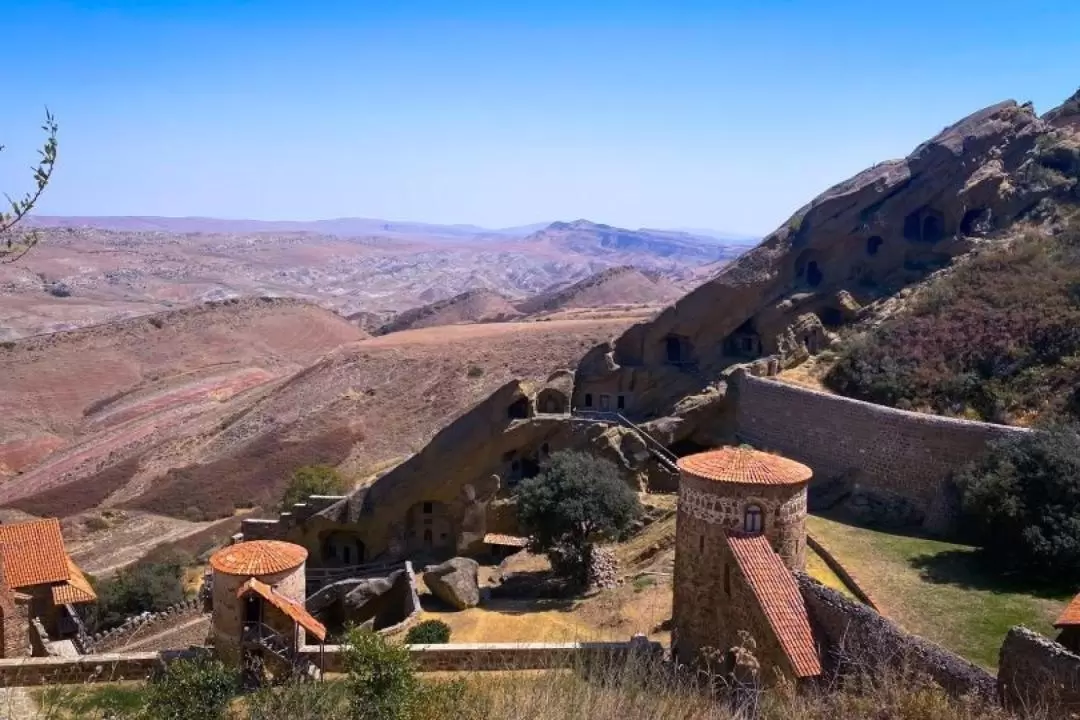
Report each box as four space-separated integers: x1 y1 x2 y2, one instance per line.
744 504 764 534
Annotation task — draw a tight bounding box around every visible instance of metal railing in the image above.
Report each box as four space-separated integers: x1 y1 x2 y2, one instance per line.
570 410 679 471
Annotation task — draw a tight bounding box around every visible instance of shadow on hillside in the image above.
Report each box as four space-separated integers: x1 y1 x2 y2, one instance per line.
908 550 1072 601
811 509 941 543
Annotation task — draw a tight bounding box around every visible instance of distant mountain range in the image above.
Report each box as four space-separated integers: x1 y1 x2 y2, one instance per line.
28 215 758 244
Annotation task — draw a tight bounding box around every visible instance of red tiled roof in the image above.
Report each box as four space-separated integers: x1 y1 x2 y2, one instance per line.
677 447 812 486
0 519 71 589
237 578 326 642
210 540 307 576
52 557 98 605
726 533 821 678
1055 594 1080 627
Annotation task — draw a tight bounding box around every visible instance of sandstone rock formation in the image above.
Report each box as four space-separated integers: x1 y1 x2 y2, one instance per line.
573 97 1069 446
423 557 481 610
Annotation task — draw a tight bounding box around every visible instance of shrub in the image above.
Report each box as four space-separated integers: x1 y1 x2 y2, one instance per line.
515 450 641 586
143 656 237 720
280 463 348 509
954 421 1080 582
825 226 1080 424
86 549 193 631
467 365 485 377
405 619 452 644
343 627 420 720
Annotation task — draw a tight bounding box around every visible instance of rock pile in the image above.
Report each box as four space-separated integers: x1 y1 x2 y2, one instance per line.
588 547 619 590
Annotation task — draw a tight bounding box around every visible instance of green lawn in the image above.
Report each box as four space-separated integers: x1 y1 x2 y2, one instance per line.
807 514 1071 669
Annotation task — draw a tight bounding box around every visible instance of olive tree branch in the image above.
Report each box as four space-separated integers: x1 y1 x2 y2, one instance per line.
0 108 59 263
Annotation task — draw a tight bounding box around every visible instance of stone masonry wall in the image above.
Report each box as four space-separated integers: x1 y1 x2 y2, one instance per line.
998 626 1080 713
303 637 662 674
733 371 1029 533
0 652 162 686
797 575 995 699
89 597 204 653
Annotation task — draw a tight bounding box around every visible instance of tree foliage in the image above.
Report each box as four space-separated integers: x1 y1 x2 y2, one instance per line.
405 619 452 644
281 463 348 509
515 450 641 585
142 656 238 720
954 422 1080 581
85 549 192 631
1 109 58 263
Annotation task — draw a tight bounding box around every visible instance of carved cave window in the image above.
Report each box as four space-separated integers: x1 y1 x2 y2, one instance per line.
724 563 731 596
617 395 626 410
423 502 433 515
699 535 705 552
744 505 764 534
584 393 594 408
866 235 884 256
600 394 611 410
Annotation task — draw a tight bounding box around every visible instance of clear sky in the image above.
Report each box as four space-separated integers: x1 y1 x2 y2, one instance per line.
1 1 1077 235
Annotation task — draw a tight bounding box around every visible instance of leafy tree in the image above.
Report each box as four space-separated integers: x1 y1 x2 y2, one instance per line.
515 450 641 586
405 619 451 644
1 110 58 263
342 627 420 720
281 463 348 509
954 422 1080 581
85 550 192 631
142 656 237 720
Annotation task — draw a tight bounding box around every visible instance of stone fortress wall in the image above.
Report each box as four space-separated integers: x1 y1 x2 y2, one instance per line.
998 626 1080 712
89 597 205 653
731 371 1029 532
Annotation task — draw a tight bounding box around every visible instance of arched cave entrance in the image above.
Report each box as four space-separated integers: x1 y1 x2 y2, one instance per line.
866 236 884 256
321 532 366 566
961 207 990 236
795 250 824 288
664 334 694 365
903 207 946 243
536 388 569 415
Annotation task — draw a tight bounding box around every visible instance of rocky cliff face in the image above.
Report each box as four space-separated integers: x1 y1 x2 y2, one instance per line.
573 96 1074 429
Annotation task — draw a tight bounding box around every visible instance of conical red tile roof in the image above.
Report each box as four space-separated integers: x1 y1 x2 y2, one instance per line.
677 446 812 486
209 540 307 576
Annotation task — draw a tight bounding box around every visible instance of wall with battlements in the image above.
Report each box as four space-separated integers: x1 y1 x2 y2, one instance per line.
998 626 1080 712
732 371 1028 532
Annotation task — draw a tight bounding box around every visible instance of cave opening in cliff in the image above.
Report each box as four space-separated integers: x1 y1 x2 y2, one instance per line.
795 250 824 288
665 334 694 365
866 235 884 255
724 319 762 358
507 397 529 419
922 214 943 243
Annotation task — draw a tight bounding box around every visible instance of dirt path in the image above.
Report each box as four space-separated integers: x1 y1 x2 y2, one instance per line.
358 318 633 348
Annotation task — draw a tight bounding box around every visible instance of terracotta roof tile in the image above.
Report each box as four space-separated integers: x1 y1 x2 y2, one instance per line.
678 447 812 486
237 578 326 642
483 533 529 548
726 533 822 678
0 519 71 588
1055 593 1080 627
210 540 307 576
52 557 97 605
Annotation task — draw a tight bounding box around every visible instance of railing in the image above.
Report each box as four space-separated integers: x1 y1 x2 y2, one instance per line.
305 559 401 594
570 410 680 471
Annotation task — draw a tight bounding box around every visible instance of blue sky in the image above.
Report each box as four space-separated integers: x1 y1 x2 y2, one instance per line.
1 1 1077 235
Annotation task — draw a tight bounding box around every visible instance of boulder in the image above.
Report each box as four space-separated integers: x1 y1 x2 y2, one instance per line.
423 557 480 610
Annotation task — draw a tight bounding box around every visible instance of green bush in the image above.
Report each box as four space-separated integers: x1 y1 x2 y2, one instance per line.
825 226 1080 424
954 421 1080 582
281 463 348 509
343 627 421 720
467 365 485 377
143 656 237 720
515 450 641 586
405 619 452 644
86 549 193 631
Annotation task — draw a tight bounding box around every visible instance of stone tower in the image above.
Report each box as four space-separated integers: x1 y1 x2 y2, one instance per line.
208 540 309 664
672 446 812 665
